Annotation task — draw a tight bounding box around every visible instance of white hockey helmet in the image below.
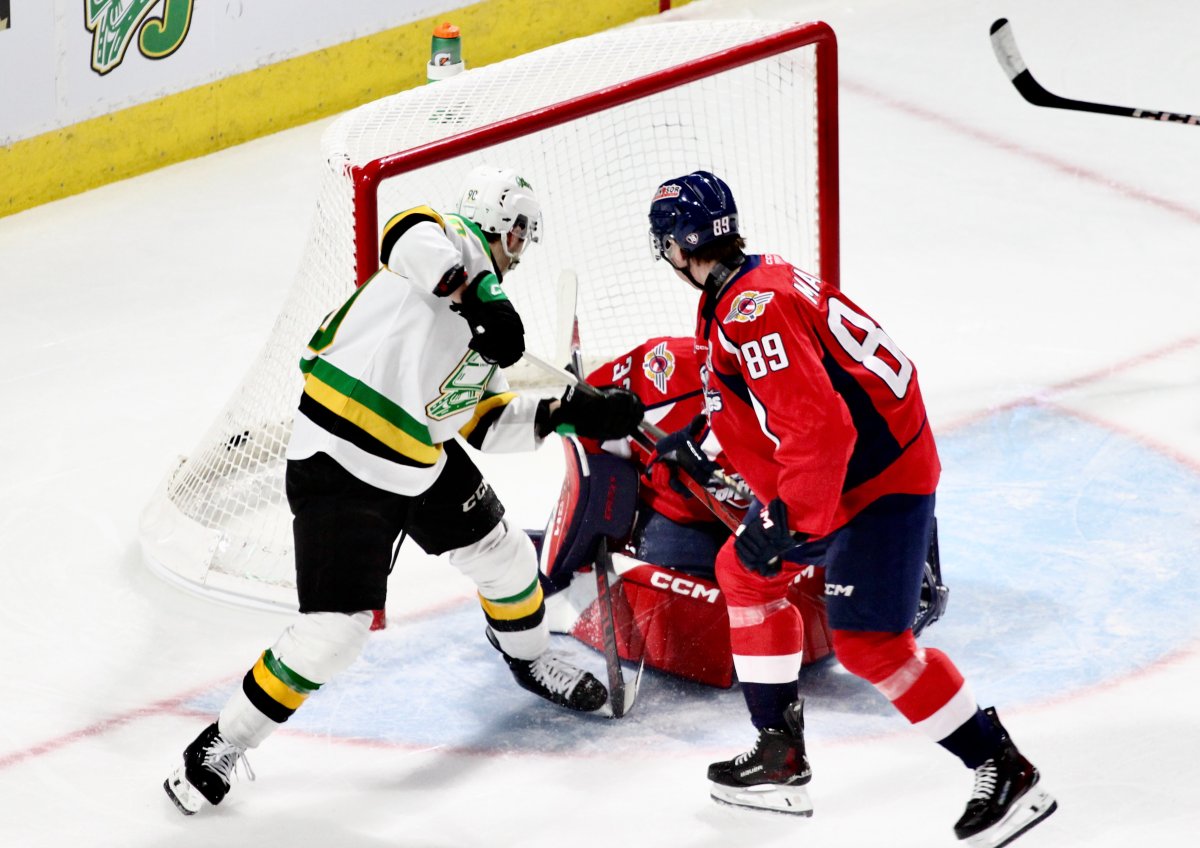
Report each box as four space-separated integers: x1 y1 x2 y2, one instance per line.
456 166 543 263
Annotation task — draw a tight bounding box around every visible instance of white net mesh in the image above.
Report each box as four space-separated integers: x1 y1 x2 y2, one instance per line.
140 19 834 609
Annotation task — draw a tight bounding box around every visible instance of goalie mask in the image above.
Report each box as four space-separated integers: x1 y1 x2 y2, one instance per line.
457 166 543 265
648 170 739 262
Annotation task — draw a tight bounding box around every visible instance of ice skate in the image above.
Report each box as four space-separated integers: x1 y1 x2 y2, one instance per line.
163 722 254 815
708 699 813 816
954 708 1057 847
486 627 608 712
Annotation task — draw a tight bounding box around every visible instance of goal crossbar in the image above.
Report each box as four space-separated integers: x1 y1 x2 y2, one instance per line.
354 21 839 289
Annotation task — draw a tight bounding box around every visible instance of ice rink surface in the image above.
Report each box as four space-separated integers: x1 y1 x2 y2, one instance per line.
2 1 1198 846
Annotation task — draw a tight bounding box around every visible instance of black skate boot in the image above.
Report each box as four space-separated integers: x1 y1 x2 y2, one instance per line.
163 722 254 815
953 708 1057 847
708 699 813 816
487 628 608 712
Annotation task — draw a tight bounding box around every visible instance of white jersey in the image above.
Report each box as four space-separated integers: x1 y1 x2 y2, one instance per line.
287 206 542 495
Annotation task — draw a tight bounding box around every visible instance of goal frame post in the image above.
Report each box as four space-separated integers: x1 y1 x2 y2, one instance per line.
353 21 839 290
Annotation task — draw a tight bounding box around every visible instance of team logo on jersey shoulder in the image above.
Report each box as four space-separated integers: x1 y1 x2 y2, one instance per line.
642 341 676 395
723 290 774 324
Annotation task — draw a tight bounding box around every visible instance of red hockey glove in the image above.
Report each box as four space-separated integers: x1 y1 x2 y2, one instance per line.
734 498 801 576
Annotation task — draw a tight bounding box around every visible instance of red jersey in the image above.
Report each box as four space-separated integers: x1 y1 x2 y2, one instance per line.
587 337 738 525
697 254 940 538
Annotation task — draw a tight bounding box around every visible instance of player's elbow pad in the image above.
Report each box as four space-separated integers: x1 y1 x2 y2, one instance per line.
433 264 467 297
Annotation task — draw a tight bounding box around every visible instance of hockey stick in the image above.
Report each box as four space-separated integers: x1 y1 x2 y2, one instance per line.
554 270 580 371
593 537 641 718
522 350 754 515
550 273 645 718
989 19 1200 125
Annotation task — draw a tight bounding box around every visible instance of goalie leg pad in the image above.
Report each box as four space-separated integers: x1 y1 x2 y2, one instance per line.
540 437 639 593
590 559 736 687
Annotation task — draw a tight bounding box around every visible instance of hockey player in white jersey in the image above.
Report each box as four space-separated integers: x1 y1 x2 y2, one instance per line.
164 166 645 815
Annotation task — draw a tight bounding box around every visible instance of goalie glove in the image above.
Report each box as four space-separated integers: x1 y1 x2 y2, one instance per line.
734 498 803 576
652 415 720 490
543 385 645 440
451 271 525 368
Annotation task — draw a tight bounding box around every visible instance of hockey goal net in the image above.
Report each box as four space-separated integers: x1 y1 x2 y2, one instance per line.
139 18 839 611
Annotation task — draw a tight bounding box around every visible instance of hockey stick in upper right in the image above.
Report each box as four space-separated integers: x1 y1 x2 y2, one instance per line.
989 18 1200 125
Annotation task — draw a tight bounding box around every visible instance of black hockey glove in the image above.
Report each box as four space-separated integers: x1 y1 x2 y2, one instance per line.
550 385 645 440
451 271 525 368
735 498 801 576
652 415 720 491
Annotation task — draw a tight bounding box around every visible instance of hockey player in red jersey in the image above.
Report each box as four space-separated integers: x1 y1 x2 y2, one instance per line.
647 171 1056 847
581 336 751 573
537 336 835 686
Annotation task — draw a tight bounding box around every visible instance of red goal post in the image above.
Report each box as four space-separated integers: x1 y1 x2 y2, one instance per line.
140 19 840 612
353 20 839 289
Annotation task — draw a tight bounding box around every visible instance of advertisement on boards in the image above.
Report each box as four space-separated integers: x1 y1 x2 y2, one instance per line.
3 0 467 144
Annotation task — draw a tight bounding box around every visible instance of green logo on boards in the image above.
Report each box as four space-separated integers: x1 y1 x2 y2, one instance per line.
85 0 195 75
426 352 497 421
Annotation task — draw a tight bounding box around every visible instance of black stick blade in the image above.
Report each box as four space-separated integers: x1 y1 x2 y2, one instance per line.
988 18 1200 124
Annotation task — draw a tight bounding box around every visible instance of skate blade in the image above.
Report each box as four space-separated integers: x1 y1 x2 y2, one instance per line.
163 768 203 815
965 787 1057 848
710 781 814 817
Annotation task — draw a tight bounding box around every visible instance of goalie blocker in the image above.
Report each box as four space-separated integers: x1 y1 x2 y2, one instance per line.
534 437 833 688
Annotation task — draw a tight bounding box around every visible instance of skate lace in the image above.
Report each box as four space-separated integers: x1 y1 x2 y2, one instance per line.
529 652 585 695
968 760 998 802
732 737 763 767
204 738 256 785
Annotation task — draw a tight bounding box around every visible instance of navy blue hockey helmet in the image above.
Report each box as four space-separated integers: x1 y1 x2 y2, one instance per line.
648 171 739 260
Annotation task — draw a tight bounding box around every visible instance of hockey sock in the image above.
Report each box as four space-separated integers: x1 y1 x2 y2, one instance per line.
451 520 549 660
742 680 801 730
221 611 372 748
479 574 547 659
937 708 1008 769
834 630 981 756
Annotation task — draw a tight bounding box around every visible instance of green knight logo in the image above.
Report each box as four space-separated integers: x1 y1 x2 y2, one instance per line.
85 0 195 76
426 352 497 420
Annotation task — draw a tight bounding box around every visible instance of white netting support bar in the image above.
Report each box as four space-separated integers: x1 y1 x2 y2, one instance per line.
140 19 838 611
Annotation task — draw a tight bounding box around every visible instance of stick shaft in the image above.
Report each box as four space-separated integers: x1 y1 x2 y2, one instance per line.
989 19 1200 125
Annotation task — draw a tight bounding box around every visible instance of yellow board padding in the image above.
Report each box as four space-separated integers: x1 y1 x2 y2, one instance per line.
1 0 678 219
